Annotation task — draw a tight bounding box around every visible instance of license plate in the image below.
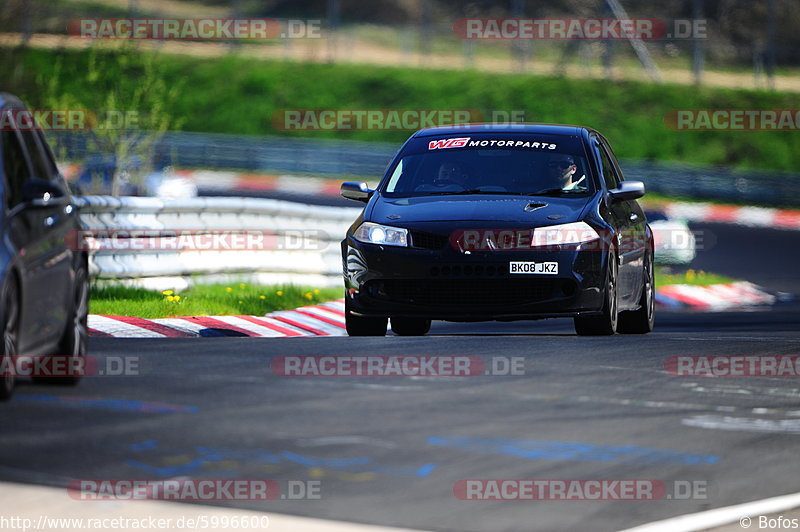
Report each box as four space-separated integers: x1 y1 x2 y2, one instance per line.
509 261 558 275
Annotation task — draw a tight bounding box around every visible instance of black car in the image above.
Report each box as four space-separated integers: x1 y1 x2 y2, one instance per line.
340 124 654 337
0 93 89 399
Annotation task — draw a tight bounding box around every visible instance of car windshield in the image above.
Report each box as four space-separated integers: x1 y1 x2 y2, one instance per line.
382 134 593 198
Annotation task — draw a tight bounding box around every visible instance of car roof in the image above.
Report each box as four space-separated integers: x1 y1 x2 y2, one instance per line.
411 123 593 138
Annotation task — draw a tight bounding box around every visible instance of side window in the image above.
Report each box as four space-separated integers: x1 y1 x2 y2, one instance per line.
18 129 53 181
386 159 403 192
35 129 60 179
1 129 31 210
596 143 620 190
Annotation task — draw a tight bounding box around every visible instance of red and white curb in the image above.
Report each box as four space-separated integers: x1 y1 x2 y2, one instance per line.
90 283 779 337
656 282 776 311
175 169 350 197
88 300 347 338
646 200 800 230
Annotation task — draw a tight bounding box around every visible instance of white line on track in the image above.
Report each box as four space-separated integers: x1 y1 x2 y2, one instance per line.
0 481 428 532
618 492 800 532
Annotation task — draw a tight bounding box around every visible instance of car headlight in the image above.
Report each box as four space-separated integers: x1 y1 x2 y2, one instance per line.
353 222 409 247
532 221 600 246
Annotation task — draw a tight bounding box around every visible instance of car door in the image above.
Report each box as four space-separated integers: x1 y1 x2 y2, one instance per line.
599 137 647 306
592 137 637 305
2 125 42 353
23 126 74 349
2 120 71 353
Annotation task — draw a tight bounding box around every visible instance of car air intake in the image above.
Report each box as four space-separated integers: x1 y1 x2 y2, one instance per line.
371 278 557 307
409 230 449 250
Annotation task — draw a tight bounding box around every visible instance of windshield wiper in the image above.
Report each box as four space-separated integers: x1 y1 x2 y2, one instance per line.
527 188 585 196
426 188 586 197
426 189 514 196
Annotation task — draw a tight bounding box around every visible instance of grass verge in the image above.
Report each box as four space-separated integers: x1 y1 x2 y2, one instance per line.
4 46 800 172
90 283 342 318
655 267 736 289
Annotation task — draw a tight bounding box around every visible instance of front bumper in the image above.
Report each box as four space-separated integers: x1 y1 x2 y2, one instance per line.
342 235 609 321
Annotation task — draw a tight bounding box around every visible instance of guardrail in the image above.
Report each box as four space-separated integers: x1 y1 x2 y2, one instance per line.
76 195 361 290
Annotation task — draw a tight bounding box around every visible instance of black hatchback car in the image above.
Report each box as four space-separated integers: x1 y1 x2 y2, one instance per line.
340 124 654 337
0 93 89 399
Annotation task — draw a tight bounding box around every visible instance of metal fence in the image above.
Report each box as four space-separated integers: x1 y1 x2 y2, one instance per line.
76 195 360 290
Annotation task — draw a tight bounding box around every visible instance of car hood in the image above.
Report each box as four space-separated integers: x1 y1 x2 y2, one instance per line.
370 194 589 225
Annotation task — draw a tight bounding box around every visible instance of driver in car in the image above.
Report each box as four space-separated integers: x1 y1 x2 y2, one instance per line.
547 154 586 191
434 161 470 188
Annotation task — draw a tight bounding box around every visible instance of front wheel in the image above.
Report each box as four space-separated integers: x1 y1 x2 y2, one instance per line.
618 249 655 334
0 277 20 400
39 262 89 386
391 318 431 336
345 298 387 337
574 251 618 336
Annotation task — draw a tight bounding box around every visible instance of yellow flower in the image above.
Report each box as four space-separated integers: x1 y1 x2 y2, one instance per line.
162 290 174 296
174 295 180 302
239 283 246 289
260 295 266 300
167 295 175 302
276 291 283 296
226 287 233 293
313 289 320 294
304 292 313 300
685 269 696 282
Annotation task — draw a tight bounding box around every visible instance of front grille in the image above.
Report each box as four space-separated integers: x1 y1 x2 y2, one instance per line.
369 278 557 307
409 230 448 250
430 264 507 277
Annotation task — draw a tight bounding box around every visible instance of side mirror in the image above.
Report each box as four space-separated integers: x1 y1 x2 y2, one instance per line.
609 181 645 202
22 178 67 206
341 181 373 203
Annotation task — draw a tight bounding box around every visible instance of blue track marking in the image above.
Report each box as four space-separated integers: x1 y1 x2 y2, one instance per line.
427 436 719 465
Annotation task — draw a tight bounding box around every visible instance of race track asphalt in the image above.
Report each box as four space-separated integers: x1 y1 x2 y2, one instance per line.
1 223 798 532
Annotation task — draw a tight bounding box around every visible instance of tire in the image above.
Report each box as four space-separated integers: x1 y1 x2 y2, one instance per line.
618 249 655 334
0 276 20 400
41 262 89 385
574 250 618 336
391 318 431 336
345 298 387 337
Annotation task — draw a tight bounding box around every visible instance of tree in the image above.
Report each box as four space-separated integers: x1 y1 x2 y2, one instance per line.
40 43 184 196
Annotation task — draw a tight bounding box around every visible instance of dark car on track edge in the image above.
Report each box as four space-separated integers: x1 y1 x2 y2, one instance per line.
1 93 89 399
340 123 655 337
